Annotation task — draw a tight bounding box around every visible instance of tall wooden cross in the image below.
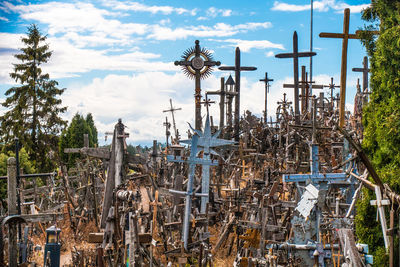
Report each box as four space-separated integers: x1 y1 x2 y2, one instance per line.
276 31 316 124
163 99 181 143
219 47 257 141
175 40 220 130
283 65 323 114
352 56 370 105
323 77 340 111
259 72 273 124
163 116 171 147
319 8 360 127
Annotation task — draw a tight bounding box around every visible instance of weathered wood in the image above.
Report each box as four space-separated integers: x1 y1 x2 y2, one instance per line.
64 147 110 159
7 157 18 267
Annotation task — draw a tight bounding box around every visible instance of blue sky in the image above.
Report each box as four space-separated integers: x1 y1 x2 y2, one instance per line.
0 0 371 146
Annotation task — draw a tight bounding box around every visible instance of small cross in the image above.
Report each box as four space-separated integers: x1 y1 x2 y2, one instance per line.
323 77 340 111
163 117 171 147
163 99 182 143
200 95 215 115
259 72 273 123
352 56 370 105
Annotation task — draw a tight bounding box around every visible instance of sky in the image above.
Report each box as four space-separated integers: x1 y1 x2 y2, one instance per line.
0 0 371 146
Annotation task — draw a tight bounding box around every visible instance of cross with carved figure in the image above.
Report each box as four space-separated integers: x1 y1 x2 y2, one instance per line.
276 31 316 124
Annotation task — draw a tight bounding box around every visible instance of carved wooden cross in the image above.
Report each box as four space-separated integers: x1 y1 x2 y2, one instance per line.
175 40 220 130
352 56 370 105
319 8 360 127
163 99 181 143
259 72 273 124
276 31 316 124
219 47 257 141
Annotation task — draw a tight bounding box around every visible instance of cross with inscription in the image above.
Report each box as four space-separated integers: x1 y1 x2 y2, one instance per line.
259 72 273 124
219 47 257 141
276 31 316 124
319 8 361 127
352 56 370 105
175 40 220 130
163 99 181 143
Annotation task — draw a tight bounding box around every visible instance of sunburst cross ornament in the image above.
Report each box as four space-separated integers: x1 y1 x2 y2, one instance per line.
174 40 220 130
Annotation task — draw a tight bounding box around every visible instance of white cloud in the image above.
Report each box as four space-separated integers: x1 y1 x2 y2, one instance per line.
101 0 197 15
265 51 275 57
0 16 9 22
271 0 370 13
212 39 284 52
206 7 232 18
148 22 272 41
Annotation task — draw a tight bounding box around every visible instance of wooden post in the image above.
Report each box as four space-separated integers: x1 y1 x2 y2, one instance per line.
389 209 394 267
8 157 18 266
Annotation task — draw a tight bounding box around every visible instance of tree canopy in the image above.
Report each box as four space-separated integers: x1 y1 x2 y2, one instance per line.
0 24 67 171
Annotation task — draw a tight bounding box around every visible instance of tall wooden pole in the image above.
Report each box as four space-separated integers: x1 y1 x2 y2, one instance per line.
234 47 241 141
339 8 350 128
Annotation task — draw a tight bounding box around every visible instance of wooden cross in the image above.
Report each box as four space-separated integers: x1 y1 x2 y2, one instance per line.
163 117 171 147
259 72 273 124
352 56 370 105
276 31 316 124
150 190 163 235
200 95 215 115
323 77 340 111
206 77 226 132
277 93 292 113
319 8 360 127
163 99 181 142
175 40 220 130
219 47 257 141
283 65 323 114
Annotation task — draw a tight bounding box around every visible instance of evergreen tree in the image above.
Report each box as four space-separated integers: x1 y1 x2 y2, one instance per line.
356 1 400 265
59 113 98 167
0 24 67 171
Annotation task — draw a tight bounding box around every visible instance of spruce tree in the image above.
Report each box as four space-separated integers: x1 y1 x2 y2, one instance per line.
0 24 67 171
355 1 400 265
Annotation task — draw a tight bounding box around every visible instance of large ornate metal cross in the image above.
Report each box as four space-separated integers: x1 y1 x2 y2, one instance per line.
175 40 220 130
276 31 316 125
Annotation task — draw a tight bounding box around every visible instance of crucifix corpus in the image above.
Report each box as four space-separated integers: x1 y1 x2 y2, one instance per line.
219 47 257 141
276 31 316 125
319 8 361 127
175 40 220 130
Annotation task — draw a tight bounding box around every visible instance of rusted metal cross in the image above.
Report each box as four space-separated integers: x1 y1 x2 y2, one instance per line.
175 40 220 130
276 31 316 125
352 56 370 105
219 47 257 141
259 72 273 124
163 99 181 143
319 8 360 127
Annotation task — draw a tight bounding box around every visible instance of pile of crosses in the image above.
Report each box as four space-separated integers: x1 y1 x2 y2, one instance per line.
2 8 400 267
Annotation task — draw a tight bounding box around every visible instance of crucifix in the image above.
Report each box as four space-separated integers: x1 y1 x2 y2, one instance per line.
352 56 370 106
323 77 340 112
219 47 257 141
276 31 316 124
206 77 226 134
259 72 273 124
283 65 323 114
319 8 360 127
163 99 181 143
175 40 220 130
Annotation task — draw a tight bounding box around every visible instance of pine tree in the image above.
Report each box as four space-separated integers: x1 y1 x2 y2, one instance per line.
59 113 99 167
355 1 400 265
0 24 67 171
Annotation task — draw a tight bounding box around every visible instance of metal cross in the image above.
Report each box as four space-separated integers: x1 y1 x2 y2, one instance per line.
219 47 257 141
259 72 273 124
323 77 340 111
319 8 360 127
163 99 181 143
352 56 370 105
276 31 316 124
175 40 220 130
